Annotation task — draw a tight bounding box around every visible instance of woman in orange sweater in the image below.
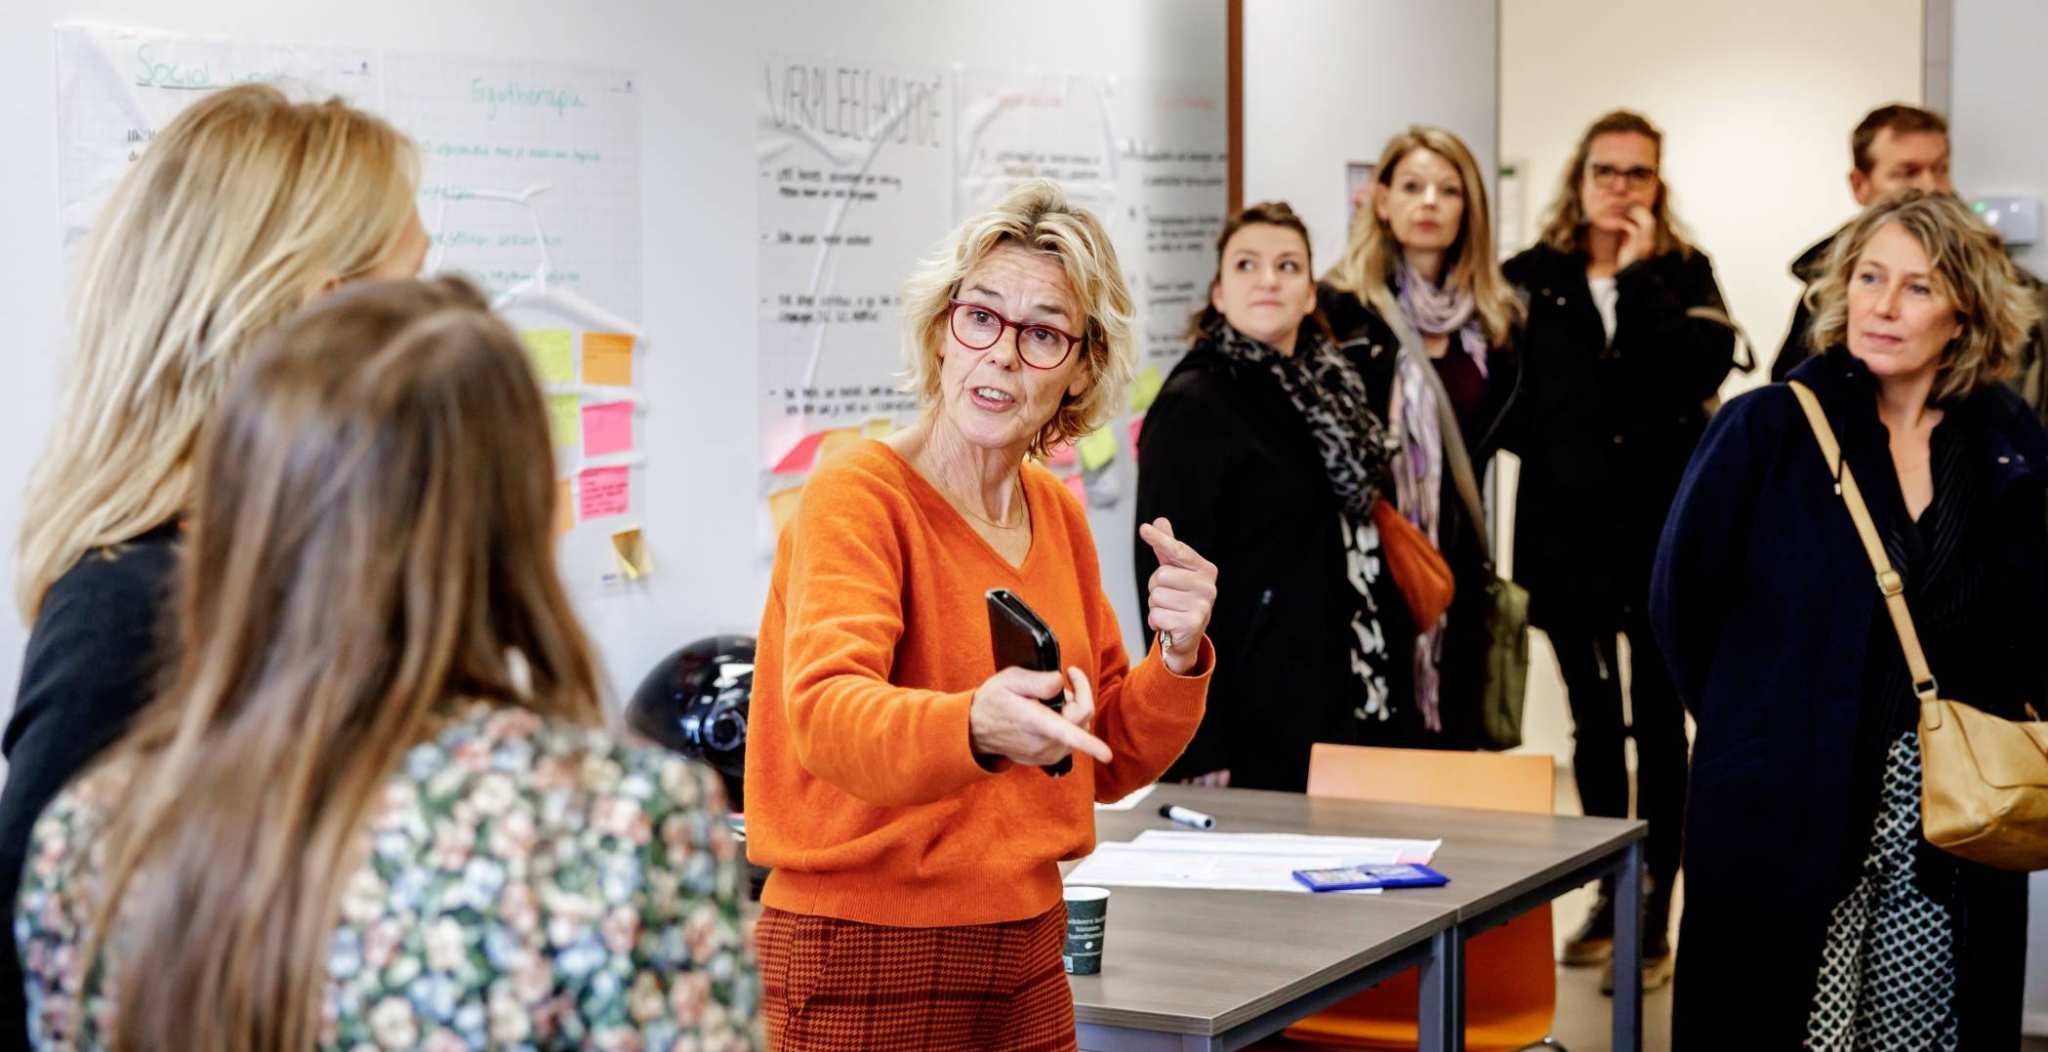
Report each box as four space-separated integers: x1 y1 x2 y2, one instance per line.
746 178 1218 1051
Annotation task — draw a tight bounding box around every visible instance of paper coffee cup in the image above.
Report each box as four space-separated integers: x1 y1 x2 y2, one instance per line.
1063 886 1111 975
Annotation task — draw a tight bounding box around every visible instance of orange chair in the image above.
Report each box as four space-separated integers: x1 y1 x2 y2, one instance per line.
1250 745 1564 1052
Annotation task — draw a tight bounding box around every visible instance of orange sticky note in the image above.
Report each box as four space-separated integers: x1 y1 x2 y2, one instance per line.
579 465 631 519
553 479 574 537
582 400 634 457
583 332 634 386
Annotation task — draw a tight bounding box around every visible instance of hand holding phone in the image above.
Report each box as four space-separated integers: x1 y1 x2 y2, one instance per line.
985 589 1081 776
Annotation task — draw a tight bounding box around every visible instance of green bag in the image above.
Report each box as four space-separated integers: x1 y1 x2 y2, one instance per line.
1476 574 1530 750
1400 334 1530 751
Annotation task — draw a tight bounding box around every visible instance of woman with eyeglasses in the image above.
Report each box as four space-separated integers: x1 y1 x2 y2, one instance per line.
1318 126 1525 749
1502 109 1738 991
1134 202 1404 792
745 179 1215 1051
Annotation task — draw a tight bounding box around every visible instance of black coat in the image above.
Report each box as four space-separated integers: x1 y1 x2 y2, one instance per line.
1650 351 2047 1048
1317 285 1521 748
1768 234 1833 384
0 523 180 1052
1502 244 1735 629
1134 340 1412 791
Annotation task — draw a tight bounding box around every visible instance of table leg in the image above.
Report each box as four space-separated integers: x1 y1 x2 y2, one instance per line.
1612 839 1643 1052
1415 924 1464 1052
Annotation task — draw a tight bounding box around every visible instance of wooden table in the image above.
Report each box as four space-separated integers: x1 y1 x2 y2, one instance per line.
1073 786 1646 1052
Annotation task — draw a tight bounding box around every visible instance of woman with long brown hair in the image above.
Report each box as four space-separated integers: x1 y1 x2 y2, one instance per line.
1504 109 1737 989
1319 125 1524 747
15 278 759 1051
0 82 427 1047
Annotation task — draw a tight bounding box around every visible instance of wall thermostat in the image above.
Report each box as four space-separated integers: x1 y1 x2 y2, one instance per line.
1971 196 2040 247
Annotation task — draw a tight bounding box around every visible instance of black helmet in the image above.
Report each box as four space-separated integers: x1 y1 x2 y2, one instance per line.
626 635 754 804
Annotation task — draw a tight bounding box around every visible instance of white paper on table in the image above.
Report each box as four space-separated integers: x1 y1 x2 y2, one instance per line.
1094 784 1157 811
1130 830 1441 865
1064 842 1382 894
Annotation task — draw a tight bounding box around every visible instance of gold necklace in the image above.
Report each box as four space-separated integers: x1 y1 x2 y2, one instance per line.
952 494 1027 531
908 442 1027 531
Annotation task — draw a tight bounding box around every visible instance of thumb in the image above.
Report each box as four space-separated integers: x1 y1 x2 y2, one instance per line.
1140 518 1185 567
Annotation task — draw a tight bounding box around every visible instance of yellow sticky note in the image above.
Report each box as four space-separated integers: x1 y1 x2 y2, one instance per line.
611 527 652 579
583 332 634 386
522 329 575 385
547 394 581 448
816 426 863 468
553 479 574 537
1077 427 1117 471
767 485 805 536
862 416 894 439
1128 365 1164 413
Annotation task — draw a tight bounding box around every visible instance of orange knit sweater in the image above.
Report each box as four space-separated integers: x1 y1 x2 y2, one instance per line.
745 440 1212 927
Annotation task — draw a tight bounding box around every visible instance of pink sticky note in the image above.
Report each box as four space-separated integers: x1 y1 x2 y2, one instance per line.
579 466 631 519
1128 414 1146 459
582 401 634 457
1046 442 1077 469
1063 473 1086 505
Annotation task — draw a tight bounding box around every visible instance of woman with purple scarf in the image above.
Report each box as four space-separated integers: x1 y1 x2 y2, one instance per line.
1319 125 1526 751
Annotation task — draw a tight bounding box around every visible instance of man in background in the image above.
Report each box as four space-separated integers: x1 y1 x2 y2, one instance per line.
1774 104 2047 418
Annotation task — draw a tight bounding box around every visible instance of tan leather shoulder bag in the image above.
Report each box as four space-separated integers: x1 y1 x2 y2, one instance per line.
1790 380 2048 871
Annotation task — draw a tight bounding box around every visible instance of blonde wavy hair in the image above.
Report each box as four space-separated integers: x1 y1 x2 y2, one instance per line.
1806 189 2039 401
1323 126 1523 348
1537 110 1695 259
16 83 418 619
901 179 1135 456
83 277 603 1052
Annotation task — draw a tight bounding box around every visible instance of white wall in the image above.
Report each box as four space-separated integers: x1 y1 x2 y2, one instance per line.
1950 0 2048 1028
0 2 1223 733
1497 0 1924 768
1243 0 1500 275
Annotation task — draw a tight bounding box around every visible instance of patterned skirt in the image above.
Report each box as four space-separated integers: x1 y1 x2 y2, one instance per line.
757 904 1075 1052
1805 732 1958 1051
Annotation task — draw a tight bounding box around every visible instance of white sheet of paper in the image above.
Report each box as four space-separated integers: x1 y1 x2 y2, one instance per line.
1094 784 1157 811
1129 830 1442 865
1064 842 1381 894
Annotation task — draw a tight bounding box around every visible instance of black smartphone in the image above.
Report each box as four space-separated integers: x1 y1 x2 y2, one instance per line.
985 588 1069 776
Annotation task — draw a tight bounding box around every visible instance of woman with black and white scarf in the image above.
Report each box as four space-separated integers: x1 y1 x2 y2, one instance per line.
1135 201 1407 793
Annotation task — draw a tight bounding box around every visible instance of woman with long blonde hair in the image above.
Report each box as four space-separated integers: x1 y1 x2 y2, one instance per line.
0 83 426 1045
16 277 760 1051
1503 110 1737 989
1318 125 1524 746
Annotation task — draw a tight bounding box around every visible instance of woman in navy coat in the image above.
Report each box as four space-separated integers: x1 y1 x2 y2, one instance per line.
1652 191 2047 1049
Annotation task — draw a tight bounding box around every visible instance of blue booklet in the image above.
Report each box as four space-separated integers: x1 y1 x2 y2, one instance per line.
1292 862 1450 892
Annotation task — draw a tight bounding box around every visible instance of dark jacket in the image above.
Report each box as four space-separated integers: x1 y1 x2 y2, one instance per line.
1775 231 2048 424
1502 243 1735 629
1134 339 1411 791
0 522 180 1052
1768 233 1834 384
1651 351 2046 1048
1317 284 1521 748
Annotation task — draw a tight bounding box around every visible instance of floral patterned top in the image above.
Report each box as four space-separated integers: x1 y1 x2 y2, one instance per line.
15 700 762 1051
